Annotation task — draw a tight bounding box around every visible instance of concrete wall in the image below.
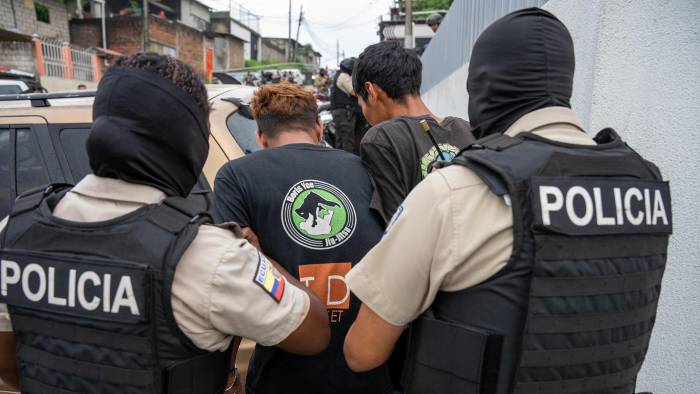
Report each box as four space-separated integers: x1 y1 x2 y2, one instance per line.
0 0 70 40
41 75 97 91
0 41 36 75
180 0 210 31
422 1 700 392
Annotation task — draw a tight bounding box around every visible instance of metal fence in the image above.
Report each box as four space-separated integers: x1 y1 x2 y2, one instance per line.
421 0 548 92
41 39 67 79
38 39 97 82
72 46 94 82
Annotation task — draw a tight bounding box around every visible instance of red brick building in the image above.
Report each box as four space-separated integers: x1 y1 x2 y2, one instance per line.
69 0 244 80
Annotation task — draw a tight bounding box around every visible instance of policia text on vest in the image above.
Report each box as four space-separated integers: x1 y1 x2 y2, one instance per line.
1 252 144 322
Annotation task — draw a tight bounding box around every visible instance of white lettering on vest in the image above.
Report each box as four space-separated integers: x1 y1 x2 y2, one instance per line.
103 273 111 313
48 267 67 306
652 189 669 225
67 269 76 307
613 188 624 224
22 264 47 302
111 276 139 316
1 260 20 296
539 186 563 226
624 188 644 225
566 186 594 226
77 271 101 311
593 187 615 225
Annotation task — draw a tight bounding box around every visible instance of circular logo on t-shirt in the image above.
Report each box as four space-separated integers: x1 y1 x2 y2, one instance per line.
281 180 356 250
420 144 460 177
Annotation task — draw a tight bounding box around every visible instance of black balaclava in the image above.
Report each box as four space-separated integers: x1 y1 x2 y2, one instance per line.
86 67 209 197
467 7 575 139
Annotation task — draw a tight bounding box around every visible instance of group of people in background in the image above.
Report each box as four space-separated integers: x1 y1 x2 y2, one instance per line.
0 7 671 394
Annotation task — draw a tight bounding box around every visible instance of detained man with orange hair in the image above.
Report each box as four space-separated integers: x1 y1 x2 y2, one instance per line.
213 83 391 394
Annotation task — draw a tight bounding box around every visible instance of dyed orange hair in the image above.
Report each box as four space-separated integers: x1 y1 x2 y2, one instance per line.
251 82 318 136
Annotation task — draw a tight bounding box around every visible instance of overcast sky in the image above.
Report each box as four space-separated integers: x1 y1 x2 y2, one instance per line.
201 0 395 67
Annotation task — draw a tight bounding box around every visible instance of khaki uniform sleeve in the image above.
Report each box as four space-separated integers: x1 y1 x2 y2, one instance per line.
336 72 354 96
346 172 456 326
172 225 309 351
346 165 513 326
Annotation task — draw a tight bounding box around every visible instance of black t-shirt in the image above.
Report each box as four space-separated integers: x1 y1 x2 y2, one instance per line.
213 144 391 394
360 115 474 222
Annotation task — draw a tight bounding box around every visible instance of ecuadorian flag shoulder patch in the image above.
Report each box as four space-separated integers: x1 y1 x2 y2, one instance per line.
254 253 285 303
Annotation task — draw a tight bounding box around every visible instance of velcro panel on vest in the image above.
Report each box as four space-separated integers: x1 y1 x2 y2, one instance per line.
165 347 232 394
0 250 150 324
511 178 671 394
402 314 502 394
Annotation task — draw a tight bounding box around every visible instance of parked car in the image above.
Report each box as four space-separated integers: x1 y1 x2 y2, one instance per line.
0 84 260 391
0 80 31 95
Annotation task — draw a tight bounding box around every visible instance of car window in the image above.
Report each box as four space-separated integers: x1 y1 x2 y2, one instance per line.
226 112 261 154
0 85 22 94
16 128 49 195
59 128 92 180
0 129 10 218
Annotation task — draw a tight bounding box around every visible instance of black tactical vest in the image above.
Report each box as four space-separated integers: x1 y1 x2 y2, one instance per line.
330 72 357 110
0 185 232 394
402 129 672 394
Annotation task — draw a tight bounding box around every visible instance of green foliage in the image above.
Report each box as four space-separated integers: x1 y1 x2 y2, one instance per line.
244 59 280 68
414 0 453 12
35 3 50 24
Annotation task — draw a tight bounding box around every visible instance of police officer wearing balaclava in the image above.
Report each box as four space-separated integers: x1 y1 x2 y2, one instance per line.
0 53 329 393
343 8 672 394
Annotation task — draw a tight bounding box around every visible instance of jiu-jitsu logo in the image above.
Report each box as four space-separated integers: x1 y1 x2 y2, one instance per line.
282 180 356 250
420 143 460 177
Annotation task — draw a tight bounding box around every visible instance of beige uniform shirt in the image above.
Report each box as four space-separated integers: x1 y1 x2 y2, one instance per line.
346 107 596 326
336 72 354 96
0 175 310 351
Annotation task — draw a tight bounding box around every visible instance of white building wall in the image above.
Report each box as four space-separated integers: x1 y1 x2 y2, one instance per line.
422 1 700 393
180 0 210 31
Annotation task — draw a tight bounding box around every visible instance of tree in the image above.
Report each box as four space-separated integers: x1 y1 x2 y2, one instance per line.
414 0 453 12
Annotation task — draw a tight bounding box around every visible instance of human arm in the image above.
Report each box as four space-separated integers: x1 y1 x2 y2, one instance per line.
337 72 355 97
171 226 329 356
343 171 456 371
239 227 331 355
344 304 405 372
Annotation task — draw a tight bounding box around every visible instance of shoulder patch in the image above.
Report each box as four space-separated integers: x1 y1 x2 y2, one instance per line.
383 205 404 237
253 253 285 303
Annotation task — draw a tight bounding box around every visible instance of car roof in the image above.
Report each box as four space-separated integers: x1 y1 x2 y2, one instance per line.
0 85 256 124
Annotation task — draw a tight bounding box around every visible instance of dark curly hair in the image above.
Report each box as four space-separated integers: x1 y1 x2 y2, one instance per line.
352 40 422 103
113 52 210 116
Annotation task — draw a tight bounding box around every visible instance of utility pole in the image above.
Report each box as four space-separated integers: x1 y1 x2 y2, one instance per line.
336 39 339 66
293 5 303 63
286 0 292 62
94 0 107 50
404 0 414 49
143 0 149 51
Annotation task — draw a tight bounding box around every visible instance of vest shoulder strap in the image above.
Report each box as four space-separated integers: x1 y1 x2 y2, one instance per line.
9 183 73 218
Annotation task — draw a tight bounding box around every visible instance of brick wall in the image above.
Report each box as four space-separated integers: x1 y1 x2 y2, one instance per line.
1 0 71 41
150 16 176 47
108 17 143 55
0 41 36 74
176 23 204 76
69 19 102 49
228 37 244 69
